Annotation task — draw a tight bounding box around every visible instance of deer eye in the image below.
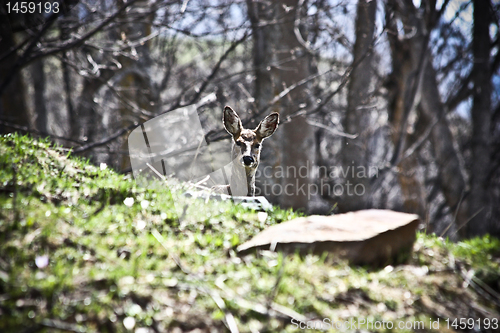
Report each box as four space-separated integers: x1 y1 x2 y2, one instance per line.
235 141 243 147
254 143 261 149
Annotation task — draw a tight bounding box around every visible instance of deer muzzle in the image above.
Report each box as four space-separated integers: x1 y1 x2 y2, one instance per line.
243 156 255 166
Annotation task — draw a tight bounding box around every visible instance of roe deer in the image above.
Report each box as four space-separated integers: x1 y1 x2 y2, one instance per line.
220 106 279 196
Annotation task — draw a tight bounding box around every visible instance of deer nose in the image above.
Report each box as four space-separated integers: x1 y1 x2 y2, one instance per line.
243 156 254 166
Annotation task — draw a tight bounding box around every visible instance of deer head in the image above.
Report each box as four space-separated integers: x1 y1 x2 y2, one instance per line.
223 106 279 196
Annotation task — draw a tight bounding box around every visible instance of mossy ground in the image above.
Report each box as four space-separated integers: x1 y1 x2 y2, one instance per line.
0 134 499 332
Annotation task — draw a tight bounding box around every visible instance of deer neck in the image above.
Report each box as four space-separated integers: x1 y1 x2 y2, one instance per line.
230 149 256 196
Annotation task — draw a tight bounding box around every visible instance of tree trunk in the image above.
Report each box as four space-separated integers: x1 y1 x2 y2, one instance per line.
467 0 492 236
32 58 48 134
340 0 377 212
385 1 427 219
386 0 467 231
60 21 75 138
246 0 282 205
419 59 468 234
246 0 315 211
113 0 155 171
0 9 30 133
71 69 114 144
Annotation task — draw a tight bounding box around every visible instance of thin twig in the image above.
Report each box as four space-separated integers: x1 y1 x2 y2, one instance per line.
12 164 19 225
151 228 190 275
204 288 240 333
452 207 484 237
458 263 500 309
400 117 438 162
440 190 465 237
214 278 307 322
187 32 250 106
306 119 357 139
294 0 315 55
72 123 138 153
266 254 287 325
0 119 83 144
40 318 90 333
27 0 142 63
181 0 190 13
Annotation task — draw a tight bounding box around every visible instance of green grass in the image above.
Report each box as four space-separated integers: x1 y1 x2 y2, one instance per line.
0 133 499 332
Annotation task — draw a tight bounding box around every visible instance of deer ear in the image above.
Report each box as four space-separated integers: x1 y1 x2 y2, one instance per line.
255 112 279 140
223 106 242 138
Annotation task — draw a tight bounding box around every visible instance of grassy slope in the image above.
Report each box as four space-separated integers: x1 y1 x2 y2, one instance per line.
0 134 499 333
